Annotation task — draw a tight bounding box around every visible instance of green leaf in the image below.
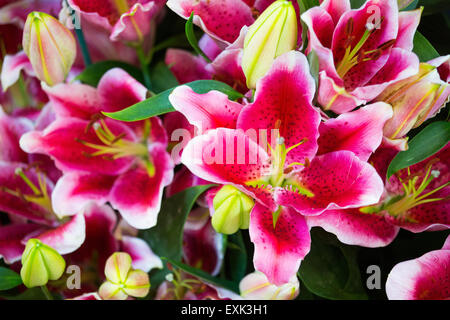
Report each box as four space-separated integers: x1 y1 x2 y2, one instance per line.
185 12 211 63
167 259 240 293
298 228 368 300
149 61 179 94
350 0 366 9
74 60 144 87
413 31 440 62
307 50 319 90
297 0 319 11
387 121 450 179
104 80 244 122
398 0 418 10
139 185 215 262
224 231 247 283
0 267 22 291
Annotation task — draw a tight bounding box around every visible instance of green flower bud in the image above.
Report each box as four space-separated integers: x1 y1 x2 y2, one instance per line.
20 239 66 288
212 185 255 235
242 0 298 89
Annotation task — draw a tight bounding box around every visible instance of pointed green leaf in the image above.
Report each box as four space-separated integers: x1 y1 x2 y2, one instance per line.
0 267 22 291
74 60 144 87
139 185 216 262
185 12 212 63
298 228 368 300
224 231 247 283
387 121 450 179
103 80 244 122
413 31 440 62
149 61 179 93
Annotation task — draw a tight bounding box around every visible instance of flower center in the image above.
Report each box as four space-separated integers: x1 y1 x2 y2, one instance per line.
385 162 450 218
1 167 55 218
268 128 307 187
165 269 203 300
78 119 149 159
336 17 394 79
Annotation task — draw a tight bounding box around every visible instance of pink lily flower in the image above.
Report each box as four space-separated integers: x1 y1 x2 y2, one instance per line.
302 0 420 113
0 161 86 264
377 56 450 148
382 143 449 233
386 235 450 300
67 0 166 44
171 51 384 285
167 0 302 48
166 0 255 46
308 142 449 248
20 68 174 229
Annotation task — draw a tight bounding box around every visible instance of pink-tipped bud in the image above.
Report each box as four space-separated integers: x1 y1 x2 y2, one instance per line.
23 11 76 86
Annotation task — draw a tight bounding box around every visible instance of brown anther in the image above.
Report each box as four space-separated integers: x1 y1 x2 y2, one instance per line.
251 7 260 19
377 39 396 51
357 50 366 63
111 133 126 144
370 49 382 61
343 36 355 49
345 18 354 36
284 167 294 174
304 157 311 167
85 114 104 134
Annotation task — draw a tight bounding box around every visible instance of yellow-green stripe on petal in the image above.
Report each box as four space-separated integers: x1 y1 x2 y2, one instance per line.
23 11 76 86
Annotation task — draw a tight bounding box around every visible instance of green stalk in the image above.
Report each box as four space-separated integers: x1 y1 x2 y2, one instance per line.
135 45 152 91
75 28 92 66
41 285 53 300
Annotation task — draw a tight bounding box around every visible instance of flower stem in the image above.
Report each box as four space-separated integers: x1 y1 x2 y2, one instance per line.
75 28 92 67
136 45 152 91
41 285 53 300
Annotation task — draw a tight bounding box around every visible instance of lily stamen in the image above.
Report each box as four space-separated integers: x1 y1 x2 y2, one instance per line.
386 162 449 217
77 119 148 160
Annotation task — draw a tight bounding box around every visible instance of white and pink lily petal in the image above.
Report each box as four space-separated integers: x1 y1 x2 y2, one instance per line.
302 0 420 113
67 0 166 43
382 143 450 233
166 0 255 45
386 235 450 300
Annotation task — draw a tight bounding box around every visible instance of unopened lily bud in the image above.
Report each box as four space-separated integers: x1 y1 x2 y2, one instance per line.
99 252 150 300
212 185 254 235
20 239 66 288
23 11 76 86
242 0 298 89
240 271 299 300
378 62 450 142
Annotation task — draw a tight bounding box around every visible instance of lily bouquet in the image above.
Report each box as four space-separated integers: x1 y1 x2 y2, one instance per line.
0 0 448 301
